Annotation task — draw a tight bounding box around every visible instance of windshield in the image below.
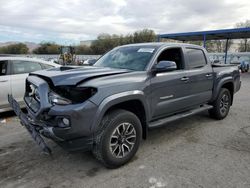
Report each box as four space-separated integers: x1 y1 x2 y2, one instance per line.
94 46 156 71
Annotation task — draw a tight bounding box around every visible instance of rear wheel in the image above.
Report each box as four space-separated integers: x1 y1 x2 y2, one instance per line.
209 88 231 120
92 109 142 168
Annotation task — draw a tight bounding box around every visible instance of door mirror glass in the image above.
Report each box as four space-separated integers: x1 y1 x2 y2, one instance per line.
153 61 177 73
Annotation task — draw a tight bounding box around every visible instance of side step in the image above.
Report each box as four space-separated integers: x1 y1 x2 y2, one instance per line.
148 104 213 129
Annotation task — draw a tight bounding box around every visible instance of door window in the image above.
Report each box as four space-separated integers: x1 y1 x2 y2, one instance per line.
157 48 184 70
12 61 42 74
0 61 8 76
186 48 207 69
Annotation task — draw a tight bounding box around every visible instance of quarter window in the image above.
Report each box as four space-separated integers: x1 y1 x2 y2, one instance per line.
186 48 207 69
12 61 42 74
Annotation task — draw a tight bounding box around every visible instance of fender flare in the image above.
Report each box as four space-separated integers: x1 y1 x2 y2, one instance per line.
211 77 234 102
90 90 149 133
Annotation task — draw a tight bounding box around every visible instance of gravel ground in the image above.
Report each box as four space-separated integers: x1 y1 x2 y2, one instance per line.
0 73 250 188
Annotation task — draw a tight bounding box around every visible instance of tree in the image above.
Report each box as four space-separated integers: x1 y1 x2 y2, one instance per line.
0 43 29 54
133 29 156 43
33 42 60 54
90 33 121 54
90 29 157 54
235 20 250 52
75 45 93 54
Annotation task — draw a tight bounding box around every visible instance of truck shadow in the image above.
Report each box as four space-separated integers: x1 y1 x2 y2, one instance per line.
0 111 16 118
147 111 213 142
0 108 27 119
0 111 215 187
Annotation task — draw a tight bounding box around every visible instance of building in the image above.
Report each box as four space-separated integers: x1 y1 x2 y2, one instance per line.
80 40 95 47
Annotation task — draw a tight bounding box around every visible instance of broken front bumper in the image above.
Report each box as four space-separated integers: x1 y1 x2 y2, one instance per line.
8 94 95 153
8 94 52 154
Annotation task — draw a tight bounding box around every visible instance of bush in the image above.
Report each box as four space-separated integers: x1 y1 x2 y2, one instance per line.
0 43 29 54
33 42 60 54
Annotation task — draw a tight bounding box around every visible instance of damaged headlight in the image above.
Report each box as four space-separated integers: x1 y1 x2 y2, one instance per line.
49 91 72 105
49 86 97 105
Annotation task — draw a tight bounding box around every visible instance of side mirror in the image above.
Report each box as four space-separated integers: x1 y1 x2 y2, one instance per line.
153 61 177 73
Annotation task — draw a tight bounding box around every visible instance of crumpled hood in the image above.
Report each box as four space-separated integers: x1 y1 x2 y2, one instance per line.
30 66 130 86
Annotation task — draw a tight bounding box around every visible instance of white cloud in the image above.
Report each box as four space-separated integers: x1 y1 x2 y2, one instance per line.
0 0 249 44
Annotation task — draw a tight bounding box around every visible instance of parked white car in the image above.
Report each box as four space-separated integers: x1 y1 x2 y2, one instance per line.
0 56 60 112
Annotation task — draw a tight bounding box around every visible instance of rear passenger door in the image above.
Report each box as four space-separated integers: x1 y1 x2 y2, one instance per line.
10 60 43 104
0 60 11 110
185 48 213 106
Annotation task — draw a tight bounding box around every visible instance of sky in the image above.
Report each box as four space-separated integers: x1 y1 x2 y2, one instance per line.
0 0 249 45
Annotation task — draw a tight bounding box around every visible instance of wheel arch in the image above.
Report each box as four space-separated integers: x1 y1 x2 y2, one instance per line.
91 90 149 139
212 78 234 105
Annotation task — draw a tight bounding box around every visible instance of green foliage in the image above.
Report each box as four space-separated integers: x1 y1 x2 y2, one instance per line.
33 29 156 55
0 43 29 54
133 29 156 43
90 29 157 54
33 42 60 54
75 45 93 55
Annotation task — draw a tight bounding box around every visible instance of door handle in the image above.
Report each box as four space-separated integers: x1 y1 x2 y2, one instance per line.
0 80 8 82
206 74 212 77
180 77 189 82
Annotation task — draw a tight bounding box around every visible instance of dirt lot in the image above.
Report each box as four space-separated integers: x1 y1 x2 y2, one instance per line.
0 73 250 188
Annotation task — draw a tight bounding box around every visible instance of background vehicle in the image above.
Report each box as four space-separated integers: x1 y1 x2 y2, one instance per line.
0 57 60 112
241 60 250 72
230 55 250 73
9 43 241 168
58 46 76 65
83 59 97 66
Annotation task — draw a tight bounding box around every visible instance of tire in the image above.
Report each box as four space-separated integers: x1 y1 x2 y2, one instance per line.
209 88 231 120
92 109 142 168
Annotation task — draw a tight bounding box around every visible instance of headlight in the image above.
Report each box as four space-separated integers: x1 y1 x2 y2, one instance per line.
49 91 72 105
48 86 97 105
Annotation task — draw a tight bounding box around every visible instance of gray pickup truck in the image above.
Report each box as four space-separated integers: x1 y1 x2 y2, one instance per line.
9 43 241 168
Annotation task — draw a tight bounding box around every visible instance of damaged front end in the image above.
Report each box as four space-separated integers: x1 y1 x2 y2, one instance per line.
9 75 99 154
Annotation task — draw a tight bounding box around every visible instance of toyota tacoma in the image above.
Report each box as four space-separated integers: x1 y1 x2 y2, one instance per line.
9 43 241 168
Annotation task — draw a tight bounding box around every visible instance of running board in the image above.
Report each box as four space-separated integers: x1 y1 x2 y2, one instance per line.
148 105 213 129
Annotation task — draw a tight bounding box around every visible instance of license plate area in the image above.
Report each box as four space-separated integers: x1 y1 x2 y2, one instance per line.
8 94 51 154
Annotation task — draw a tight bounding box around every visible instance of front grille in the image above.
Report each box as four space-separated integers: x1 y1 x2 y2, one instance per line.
24 81 41 113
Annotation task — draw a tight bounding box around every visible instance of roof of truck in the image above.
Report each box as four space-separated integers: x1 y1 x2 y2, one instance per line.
120 42 203 48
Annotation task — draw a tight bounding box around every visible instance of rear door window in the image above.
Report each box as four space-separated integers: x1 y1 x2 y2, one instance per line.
12 60 43 74
186 48 207 69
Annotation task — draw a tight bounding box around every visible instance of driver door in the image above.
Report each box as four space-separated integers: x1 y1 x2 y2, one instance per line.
150 47 191 120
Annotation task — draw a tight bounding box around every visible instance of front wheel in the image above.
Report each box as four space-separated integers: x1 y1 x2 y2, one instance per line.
92 109 142 168
209 88 231 120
